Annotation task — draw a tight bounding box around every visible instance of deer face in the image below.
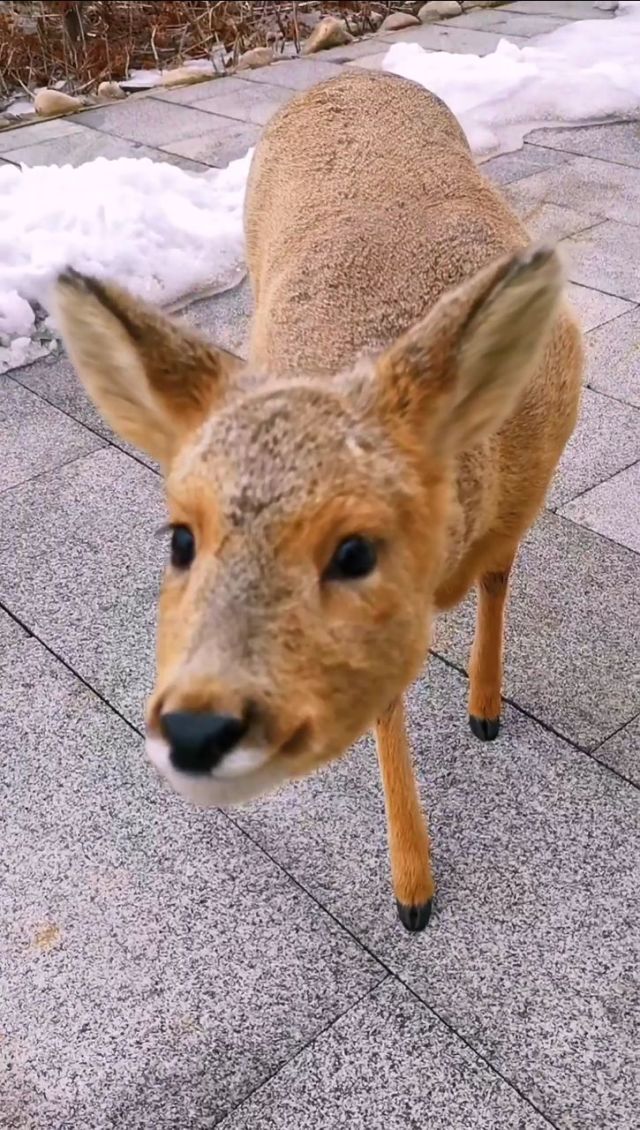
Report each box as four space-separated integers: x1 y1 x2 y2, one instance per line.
54 246 561 805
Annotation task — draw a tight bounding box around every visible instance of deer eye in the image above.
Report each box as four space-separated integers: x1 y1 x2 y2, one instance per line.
325 536 378 581
170 525 195 569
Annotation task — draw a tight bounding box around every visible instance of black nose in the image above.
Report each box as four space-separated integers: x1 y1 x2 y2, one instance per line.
161 711 248 775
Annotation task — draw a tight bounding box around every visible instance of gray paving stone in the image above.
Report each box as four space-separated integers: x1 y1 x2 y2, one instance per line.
238 57 346 90
13 352 159 472
196 81 293 127
221 979 549 1130
0 447 164 727
584 304 640 405
528 120 640 170
348 50 390 71
317 36 395 62
547 388 640 509
0 378 105 493
0 606 27 648
178 278 253 357
0 116 82 153
0 636 381 1130
505 197 595 242
444 8 567 36
236 659 640 1130
504 156 640 229
560 460 640 553
503 0 616 17
380 24 529 53
595 714 640 787
433 512 640 748
566 282 636 333
160 118 260 167
150 75 245 106
479 142 569 186
78 97 229 146
0 123 206 170
562 221 640 304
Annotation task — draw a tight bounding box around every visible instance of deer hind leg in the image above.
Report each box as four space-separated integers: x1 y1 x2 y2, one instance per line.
468 553 516 742
375 697 434 932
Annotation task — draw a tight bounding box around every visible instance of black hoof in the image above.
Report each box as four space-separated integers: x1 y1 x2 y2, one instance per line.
469 714 500 742
396 898 433 932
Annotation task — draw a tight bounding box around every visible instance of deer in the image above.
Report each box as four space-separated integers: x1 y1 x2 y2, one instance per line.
54 70 582 932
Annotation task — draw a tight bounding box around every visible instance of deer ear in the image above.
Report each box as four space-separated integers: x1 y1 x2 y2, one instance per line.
53 270 242 466
373 245 564 452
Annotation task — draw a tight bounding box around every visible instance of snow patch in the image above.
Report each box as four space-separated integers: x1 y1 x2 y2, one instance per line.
0 151 251 372
383 0 640 155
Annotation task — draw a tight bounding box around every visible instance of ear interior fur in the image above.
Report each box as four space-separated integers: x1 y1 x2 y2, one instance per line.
53 269 241 464
375 244 564 452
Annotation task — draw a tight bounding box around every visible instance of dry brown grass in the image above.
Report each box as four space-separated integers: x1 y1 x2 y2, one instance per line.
0 1 399 99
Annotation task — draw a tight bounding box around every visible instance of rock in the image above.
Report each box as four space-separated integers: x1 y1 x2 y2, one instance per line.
236 46 274 71
161 66 212 88
34 89 83 116
380 12 421 31
418 0 461 19
97 80 125 100
302 16 353 54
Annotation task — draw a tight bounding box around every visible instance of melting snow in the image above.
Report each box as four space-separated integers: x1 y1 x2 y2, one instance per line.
1 1 640 370
0 151 251 371
383 0 640 154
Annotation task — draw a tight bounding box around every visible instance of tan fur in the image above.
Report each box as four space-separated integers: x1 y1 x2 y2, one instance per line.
54 72 582 927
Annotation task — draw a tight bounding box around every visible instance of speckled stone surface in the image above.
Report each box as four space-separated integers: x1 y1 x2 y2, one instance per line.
236 659 640 1130
560 460 640 552
239 58 345 91
195 81 294 127
547 388 640 509
0 123 206 171
0 447 163 727
0 606 27 646
220 980 550 1130
77 97 228 147
433 513 640 749
479 142 569 185
12 354 159 472
380 23 529 52
0 636 383 1129
565 283 635 334
595 714 640 787
561 220 640 304
504 157 640 228
584 304 640 406
528 121 640 170
0 378 104 492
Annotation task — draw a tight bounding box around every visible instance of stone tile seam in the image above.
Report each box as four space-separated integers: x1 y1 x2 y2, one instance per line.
555 506 640 561
553 454 640 514
430 647 640 791
223 811 563 1130
0 444 108 499
0 607 630 1126
214 975 392 1129
590 710 640 757
7 369 160 478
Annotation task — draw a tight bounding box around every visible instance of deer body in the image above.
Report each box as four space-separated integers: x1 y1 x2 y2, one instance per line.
55 72 582 932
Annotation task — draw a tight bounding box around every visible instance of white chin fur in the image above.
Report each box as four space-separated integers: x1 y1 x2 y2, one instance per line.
145 734 281 807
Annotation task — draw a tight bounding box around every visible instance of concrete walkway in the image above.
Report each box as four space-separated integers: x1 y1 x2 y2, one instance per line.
1 4 639 1128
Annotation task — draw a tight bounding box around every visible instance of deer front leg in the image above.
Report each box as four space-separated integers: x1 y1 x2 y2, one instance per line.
375 697 434 932
468 556 515 742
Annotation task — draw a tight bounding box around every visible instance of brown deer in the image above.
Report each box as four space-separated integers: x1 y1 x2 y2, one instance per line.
55 71 582 931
